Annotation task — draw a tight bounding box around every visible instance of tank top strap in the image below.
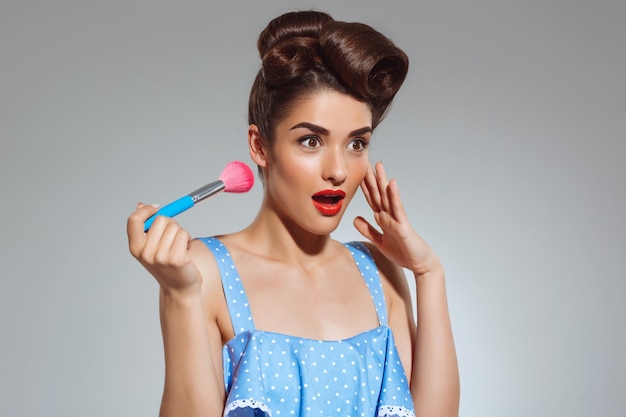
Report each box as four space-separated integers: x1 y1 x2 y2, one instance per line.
198 237 255 334
344 241 389 326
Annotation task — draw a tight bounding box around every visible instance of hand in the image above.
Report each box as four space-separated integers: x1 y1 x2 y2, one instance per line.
127 203 201 295
353 161 440 276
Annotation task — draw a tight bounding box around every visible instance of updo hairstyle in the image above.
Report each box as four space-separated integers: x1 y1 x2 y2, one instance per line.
248 11 409 144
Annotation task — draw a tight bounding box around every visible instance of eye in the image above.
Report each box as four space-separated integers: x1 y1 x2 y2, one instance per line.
349 138 369 152
298 136 322 149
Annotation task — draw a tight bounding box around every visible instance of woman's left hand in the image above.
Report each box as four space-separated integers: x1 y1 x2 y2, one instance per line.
353 161 440 276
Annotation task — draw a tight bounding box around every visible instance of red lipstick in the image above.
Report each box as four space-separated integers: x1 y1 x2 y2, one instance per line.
311 189 346 216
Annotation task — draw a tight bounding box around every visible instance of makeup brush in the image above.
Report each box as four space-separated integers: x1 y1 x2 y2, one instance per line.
144 160 254 232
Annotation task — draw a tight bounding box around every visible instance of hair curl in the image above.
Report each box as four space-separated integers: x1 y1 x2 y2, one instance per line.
248 10 408 144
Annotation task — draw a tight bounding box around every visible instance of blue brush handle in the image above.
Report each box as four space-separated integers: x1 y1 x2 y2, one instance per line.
144 195 194 232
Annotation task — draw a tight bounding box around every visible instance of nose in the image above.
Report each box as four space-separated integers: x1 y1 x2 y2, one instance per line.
321 148 347 185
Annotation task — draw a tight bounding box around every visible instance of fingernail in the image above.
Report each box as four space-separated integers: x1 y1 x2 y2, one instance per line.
150 203 160 209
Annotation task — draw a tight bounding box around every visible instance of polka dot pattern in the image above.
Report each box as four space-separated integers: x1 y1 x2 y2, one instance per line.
200 237 415 417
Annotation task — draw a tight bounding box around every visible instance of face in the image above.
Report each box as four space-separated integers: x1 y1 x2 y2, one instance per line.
253 90 373 236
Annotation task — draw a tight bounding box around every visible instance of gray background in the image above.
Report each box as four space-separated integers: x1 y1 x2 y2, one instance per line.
1 1 624 416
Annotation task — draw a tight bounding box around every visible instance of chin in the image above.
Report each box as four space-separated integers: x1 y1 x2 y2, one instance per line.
307 213 345 236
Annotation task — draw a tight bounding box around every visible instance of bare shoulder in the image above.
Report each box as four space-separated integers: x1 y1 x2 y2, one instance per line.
188 238 223 308
359 241 412 305
359 241 416 377
187 238 219 282
188 237 233 342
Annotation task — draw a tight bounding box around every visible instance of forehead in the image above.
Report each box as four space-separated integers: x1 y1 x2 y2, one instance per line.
279 90 373 133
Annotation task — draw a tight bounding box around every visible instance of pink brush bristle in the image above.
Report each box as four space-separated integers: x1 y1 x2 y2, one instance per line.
219 160 255 193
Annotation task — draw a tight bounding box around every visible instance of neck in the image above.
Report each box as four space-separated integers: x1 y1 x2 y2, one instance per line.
240 201 337 266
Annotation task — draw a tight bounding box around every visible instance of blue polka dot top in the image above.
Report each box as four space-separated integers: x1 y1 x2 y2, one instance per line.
200 237 415 417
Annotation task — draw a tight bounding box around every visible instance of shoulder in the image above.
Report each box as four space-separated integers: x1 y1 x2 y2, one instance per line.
188 237 224 306
353 241 414 318
353 241 408 292
188 237 221 279
188 237 234 342
355 242 416 380
188 235 237 275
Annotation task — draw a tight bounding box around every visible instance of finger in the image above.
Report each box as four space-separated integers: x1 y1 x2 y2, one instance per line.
373 210 393 229
127 203 160 255
138 214 170 262
353 216 383 246
362 162 382 212
360 178 374 211
374 161 391 213
170 227 192 265
154 219 182 265
388 178 409 223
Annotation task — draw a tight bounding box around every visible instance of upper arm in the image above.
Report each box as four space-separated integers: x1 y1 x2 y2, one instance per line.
188 239 232 393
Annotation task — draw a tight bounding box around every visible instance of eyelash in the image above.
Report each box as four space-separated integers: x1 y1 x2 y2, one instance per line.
350 139 369 152
297 136 369 152
298 136 321 149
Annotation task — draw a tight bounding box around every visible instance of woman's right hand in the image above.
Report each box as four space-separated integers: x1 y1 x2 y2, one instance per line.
127 203 202 295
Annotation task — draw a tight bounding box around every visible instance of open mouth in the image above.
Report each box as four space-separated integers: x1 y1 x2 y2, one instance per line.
311 190 346 215
312 195 343 205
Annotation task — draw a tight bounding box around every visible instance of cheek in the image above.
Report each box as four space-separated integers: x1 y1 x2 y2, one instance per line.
279 156 318 181
351 158 370 182
271 150 317 188
345 158 369 196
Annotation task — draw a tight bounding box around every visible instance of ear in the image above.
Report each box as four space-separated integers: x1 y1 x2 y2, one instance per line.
248 124 268 167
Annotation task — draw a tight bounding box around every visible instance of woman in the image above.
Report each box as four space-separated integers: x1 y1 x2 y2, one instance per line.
127 10 459 417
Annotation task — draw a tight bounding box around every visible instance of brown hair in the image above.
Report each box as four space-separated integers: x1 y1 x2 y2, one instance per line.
248 11 409 143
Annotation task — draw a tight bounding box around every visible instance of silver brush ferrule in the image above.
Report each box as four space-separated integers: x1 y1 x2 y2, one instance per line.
188 180 225 203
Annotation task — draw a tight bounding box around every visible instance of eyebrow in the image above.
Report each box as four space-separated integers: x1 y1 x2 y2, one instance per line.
290 122 372 137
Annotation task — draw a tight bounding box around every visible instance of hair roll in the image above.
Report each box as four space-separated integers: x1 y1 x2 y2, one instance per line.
249 10 408 140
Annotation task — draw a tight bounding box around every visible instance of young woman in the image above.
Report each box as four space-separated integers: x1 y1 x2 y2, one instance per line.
127 10 459 417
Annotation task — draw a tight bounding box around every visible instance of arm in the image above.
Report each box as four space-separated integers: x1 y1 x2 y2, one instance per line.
410 262 459 417
127 204 225 417
354 162 460 417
